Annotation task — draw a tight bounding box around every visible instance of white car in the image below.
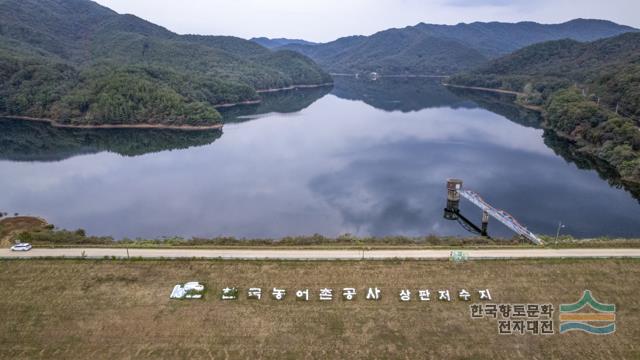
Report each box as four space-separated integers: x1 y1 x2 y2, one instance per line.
183 282 204 292
10 243 32 251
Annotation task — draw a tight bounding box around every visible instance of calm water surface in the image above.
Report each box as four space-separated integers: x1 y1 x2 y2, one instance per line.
1 78 639 239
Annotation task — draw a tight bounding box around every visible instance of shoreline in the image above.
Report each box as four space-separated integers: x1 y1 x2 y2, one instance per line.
216 82 334 107
3 215 640 250
444 83 639 186
443 83 523 96
1 116 224 131
256 82 334 93
443 83 544 111
543 125 640 186
1 83 333 130
213 99 261 108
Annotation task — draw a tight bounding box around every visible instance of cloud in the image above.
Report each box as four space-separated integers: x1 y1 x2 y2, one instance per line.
94 0 639 42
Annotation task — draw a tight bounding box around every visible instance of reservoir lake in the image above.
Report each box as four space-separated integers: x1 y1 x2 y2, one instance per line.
1 77 639 240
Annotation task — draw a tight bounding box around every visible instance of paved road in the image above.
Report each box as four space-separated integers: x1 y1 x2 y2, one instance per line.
1 248 640 260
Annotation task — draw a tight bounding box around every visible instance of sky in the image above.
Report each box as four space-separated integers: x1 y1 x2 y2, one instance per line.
94 0 639 43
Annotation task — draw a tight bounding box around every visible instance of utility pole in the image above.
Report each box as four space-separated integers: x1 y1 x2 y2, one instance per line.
555 222 565 247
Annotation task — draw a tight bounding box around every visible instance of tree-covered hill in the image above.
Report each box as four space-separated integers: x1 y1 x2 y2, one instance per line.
283 31 487 75
450 32 640 184
282 19 636 75
0 0 331 127
451 32 640 116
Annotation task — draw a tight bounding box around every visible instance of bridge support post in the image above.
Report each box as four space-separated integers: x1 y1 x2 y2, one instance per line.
481 211 489 236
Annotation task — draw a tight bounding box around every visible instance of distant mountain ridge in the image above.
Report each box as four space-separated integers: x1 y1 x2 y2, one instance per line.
280 19 637 75
0 0 331 127
414 19 638 58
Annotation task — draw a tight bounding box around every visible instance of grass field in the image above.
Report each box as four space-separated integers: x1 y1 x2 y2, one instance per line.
2 216 640 249
0 259 638 359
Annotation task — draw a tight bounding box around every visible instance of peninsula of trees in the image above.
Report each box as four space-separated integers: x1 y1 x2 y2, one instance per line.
0 0 331 128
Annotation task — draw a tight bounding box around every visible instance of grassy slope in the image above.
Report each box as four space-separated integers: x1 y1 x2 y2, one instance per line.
2 216 638 249
0 259 638 359
0 216 48 246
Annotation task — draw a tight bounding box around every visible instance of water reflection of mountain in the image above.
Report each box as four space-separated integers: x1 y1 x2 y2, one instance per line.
331 76 475 112
0 119 222 162
219 85 332 123
449 89 639 200
447 87 543 129
543 130 640 201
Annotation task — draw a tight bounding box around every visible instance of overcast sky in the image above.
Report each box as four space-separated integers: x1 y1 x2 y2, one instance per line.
94 0 639 43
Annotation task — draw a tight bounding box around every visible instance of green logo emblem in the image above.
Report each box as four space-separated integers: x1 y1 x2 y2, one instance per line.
559 290 616 335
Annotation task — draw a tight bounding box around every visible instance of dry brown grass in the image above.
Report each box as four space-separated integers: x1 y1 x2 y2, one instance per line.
7 216 640 249
0 217 48 247
0 259 638 359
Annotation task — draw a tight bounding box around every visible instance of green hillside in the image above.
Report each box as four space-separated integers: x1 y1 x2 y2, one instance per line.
0 0 331 127
285 31 487 75
283 19 636 75
450 32 640 184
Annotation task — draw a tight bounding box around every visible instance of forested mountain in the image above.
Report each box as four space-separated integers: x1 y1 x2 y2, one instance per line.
452 32 640 118
282 19 636 75
450 32 640 184
250 37 317 49
0 0 331 127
